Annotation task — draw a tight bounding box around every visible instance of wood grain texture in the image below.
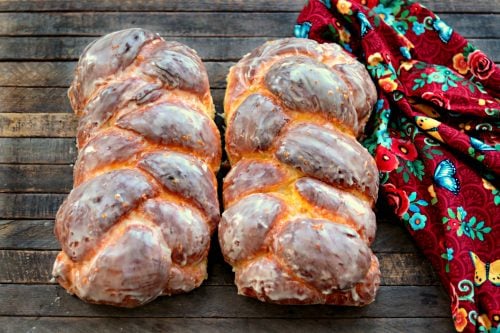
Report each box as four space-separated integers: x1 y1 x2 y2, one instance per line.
0 250 436 285
0 112 226 138
1 37 498 61
0 219 417 252
0 220 56 249
0 0 497 13
0 284 450 317
0 12 297 37
0 87 225 113
0 317 456 333
0 248 233 287
0 164 73 192
0 138 77 164
0 13 496 38
0 87 72 113
0 193 66 219
0 37 276 61
0 62 231 88
0 113 78 137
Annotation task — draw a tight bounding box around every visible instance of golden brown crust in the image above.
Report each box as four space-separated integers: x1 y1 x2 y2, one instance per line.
53 28 220 307
220 38 380 306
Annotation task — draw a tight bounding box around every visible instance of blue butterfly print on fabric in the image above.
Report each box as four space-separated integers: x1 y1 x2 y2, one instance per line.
294 22 312 39
432 18 453 43
470 137 496 151
434 159 460 195
357 12 373 37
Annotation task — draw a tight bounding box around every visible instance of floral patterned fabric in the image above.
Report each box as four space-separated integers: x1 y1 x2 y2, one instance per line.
296 1 499 332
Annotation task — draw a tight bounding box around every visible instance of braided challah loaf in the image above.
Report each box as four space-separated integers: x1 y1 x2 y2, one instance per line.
52 28 221 307
220 38 380 305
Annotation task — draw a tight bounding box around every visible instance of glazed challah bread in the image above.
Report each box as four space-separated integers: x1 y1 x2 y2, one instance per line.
220 38 380 305
52 28 221 307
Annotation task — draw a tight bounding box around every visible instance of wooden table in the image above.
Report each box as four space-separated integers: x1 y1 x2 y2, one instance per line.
0 1 498 332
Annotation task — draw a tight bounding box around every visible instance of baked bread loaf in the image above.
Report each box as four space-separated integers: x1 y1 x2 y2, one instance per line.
220 38 380 305
52 28 221 307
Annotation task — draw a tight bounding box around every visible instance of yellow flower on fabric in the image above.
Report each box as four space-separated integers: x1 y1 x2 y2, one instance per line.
453 308 468 332
482 178 495 191
339 28 351 43
452 53 469 75
337 0 352 14
427 184 438 205
428 185 436 199
399 60 416 72
478 314 492 330
368 52 383 66
478 98 486 106
378 77 398 92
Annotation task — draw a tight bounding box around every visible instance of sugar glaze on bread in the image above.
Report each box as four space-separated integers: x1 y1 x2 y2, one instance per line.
52 28 221 307
220 38 380 305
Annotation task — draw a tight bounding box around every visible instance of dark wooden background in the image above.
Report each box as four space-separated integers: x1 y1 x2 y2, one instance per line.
0 1 498 332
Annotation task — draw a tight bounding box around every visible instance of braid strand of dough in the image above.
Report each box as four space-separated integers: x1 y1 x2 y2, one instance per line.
52 28 221 307
220 38 380 305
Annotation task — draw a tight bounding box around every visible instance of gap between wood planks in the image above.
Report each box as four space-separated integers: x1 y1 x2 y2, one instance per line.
0 251 438 286
0 13 497 38
0 219 415 247
0 0 497 12
0 62 231 88
0 37 498 61
0 317 457 333
0 284 450 318
0 216 419 251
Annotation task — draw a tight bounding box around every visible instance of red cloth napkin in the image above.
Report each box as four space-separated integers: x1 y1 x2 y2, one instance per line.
296 1 499 332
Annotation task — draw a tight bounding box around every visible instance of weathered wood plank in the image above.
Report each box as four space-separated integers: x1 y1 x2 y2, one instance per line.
0 195 416 252
0 220 56 249
0 193 66 219
0 169 423 260
0 165 73 193
0 87 225 113
0 0 497 13
0 284 450 317
2 36 498 62
1 37 498 61
0 163 447 256
0 219 417 252
0 87 72 113
0 97 225 136
0 37 275 61
1 32 498 88
0 62 231 88
0 62 72 87
378 253 437 286
0 111 222 138
0 249 436 286
0 317 455 333
0 138 76 164
0 13 496 38
0 113 78 137
0 138 77 164
374 219 416 253
0 248 233 287
0 218 412 251
0 0 309 12
0 13 296 37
